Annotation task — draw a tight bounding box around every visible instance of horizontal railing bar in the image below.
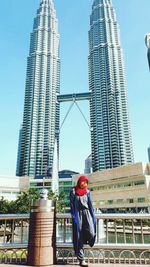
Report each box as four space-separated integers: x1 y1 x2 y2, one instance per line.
0 242 150 251
0 214 29 220
56 213 150 220
0 243 28 249
57 242 150 250
0 213 150 220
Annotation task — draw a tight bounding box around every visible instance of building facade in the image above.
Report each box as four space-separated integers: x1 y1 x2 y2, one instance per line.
145 36 150 163
30 170 76 196
16 0 60 177
0 170 76 202
73 162 150 213
148 146 150 162
88 0 134 172
84 154 92 174
0 176 29 201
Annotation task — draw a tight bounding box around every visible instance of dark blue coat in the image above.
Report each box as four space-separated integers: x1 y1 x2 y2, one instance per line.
70 189 96 255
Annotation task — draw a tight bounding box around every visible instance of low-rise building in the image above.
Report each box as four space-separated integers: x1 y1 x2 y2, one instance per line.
30 170 77 194
0 176 29 201
0 170 77 202
73 162 150 213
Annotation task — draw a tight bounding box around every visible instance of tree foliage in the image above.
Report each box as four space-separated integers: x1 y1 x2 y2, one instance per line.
0 189 67 214
0 197 10 214
48 191 67 213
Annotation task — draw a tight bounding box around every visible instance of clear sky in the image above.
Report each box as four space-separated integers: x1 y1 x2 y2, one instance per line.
0 0 150 176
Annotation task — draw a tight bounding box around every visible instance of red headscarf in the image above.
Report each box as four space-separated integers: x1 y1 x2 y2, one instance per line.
75 175 89 196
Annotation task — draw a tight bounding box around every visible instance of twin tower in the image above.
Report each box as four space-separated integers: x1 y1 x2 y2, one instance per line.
16 0 134 177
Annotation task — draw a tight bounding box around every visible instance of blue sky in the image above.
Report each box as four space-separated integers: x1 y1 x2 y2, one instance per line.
0 0 150 175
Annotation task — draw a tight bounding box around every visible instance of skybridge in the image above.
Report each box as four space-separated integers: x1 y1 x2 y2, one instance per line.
57 92 91 131
57 92 91 103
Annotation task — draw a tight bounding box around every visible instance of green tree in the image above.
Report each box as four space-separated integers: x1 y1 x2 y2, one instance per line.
48 191 67 213
0 189 67 214
14 188 40 213
0 197 10 214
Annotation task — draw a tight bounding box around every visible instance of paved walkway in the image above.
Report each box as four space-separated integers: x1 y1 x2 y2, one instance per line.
1 264 150 267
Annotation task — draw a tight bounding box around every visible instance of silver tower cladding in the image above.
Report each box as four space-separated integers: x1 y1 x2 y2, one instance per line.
16 0 60 177
145 34 150 71
89 0 133 172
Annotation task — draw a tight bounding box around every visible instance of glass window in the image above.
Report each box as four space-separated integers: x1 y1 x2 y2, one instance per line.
99 200 105 205
134 180 145 186
117 199 123 204
12 192 20 195
127 198 134 204
44 182 51 186
138 197 145 203
2 191 10 195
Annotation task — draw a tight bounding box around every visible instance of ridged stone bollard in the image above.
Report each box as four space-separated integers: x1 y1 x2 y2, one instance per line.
27 189 56 266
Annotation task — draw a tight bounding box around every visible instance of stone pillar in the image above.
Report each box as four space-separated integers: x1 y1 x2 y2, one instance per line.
27 189 56 266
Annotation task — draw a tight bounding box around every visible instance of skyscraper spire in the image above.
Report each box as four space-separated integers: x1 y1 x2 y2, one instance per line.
89 0 134 172
16 0 60 177
40 0 53 6
92 0 112 7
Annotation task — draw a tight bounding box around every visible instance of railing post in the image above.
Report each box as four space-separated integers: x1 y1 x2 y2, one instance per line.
27 189 56 266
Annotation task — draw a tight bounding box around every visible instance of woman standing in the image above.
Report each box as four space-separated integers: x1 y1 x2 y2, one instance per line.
70 175 96 267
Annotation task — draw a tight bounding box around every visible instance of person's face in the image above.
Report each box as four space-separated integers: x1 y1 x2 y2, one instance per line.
79 181 88 189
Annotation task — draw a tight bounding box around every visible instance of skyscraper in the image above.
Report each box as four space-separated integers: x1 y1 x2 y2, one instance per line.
148 146 150 162
145 34 150 70
84 154 92 174
145 35 150 163
16 0 60 177
88 0 134 172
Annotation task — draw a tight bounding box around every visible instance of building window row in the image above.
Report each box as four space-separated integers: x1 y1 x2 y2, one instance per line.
90 180 145 191
93 197 146 206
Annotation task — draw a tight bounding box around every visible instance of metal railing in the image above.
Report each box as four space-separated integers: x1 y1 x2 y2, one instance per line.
0 213 150 264
57 213 150 244
0 214 29 244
